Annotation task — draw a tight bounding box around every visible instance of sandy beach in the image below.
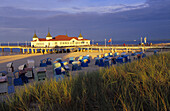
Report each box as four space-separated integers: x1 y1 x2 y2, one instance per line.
0 52 103 77
0 50 169 81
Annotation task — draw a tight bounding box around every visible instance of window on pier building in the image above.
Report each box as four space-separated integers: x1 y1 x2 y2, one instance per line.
55 42 57 44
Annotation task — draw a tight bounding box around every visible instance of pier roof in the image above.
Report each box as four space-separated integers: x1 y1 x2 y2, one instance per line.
79 33 83 37
32 35 89 42
46 32 52 37
33 33 38 38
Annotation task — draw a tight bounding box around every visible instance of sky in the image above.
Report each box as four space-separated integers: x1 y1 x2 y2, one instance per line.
0 0 170 42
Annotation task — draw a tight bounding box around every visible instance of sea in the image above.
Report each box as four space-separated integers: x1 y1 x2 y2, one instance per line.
0 40 169 56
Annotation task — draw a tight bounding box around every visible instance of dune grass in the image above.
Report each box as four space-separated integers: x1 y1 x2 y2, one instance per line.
1 52 170 111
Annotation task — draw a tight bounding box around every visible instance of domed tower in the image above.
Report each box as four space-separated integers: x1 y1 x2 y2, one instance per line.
46 28 52 40
32 31 38 41
78 33 83 40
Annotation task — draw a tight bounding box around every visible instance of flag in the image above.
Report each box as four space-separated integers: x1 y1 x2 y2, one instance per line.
108 38 111 43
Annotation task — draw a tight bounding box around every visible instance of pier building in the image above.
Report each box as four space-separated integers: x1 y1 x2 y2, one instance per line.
31 32 90 47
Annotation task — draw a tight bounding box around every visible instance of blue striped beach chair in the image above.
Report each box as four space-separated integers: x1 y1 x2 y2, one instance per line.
95 57 100 65
69 57 75 64
40 59 47 67
108 53 113 57
46 58 52 65
72 61 81 71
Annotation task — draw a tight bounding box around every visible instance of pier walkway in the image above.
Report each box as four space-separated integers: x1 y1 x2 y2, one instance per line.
0 45 169 54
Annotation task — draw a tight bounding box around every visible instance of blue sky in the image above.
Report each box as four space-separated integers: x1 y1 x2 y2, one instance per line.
0 0 170 42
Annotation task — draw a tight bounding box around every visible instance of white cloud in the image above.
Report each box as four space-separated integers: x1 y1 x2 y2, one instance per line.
52 3 149 14
0 27 29 32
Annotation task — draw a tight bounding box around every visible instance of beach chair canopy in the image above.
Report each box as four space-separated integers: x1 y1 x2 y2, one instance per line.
72 61 81 65
122 55 129 58
13 71 20 78
95 57 100 60
132 51 135 53
104 53 108 57
41 59 46 63
154 50 158 54
69 57 75 60
109 53 113 56
121 52 126 55
62 61 68 66
0 71 7 76
114 52 119 56
0 75 7 83
138 52 143 54
117 57 123 60
47 58 52 61
82 59 88 63
86 55 90 57
55 58 62 62
18 64 26 71
53 63 61 68
27 59 35 68
27 59 35 64
78 56 83 60
6 62 13 68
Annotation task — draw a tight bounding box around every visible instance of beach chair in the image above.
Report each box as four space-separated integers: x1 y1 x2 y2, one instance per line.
53 63 65 81
154 50 158 55
27 59 35 68
6 75 15 94
121 52 126 56
142 53 146 58
69 57 75 64
18 64 29 84
86 55 90 57
55 58 62 63
81 59 88 67
13 71 23 86
121 55 131 63
95 57 100 65
78 56 83 62
137 53 142 59
6 62 14 73
8 85 15 94
0 71 8 93
54 63 65 75
131 53 138 60
24 68 34 79
36 67 47 81
72 61 81 71
116 57 124 64
97 55 102 58
83 56 90 63
108 53 113 57
40 59 47 67
46 58 52 65
99 58 104 67
114 52 119 57
104 53 109 59
61 61 70 71
111 58 117 65
104 59 111 67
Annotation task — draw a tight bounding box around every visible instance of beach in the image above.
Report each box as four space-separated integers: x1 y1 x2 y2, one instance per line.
0 52 102 77
0 50 169 80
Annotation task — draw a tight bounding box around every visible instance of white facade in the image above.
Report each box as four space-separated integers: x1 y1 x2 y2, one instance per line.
31 33 90 47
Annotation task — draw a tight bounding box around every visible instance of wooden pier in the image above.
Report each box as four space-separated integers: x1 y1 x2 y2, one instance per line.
0 45 169 54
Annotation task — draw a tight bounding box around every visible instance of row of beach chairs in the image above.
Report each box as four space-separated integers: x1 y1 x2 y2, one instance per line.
1 50 157 94
95 52 147 67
